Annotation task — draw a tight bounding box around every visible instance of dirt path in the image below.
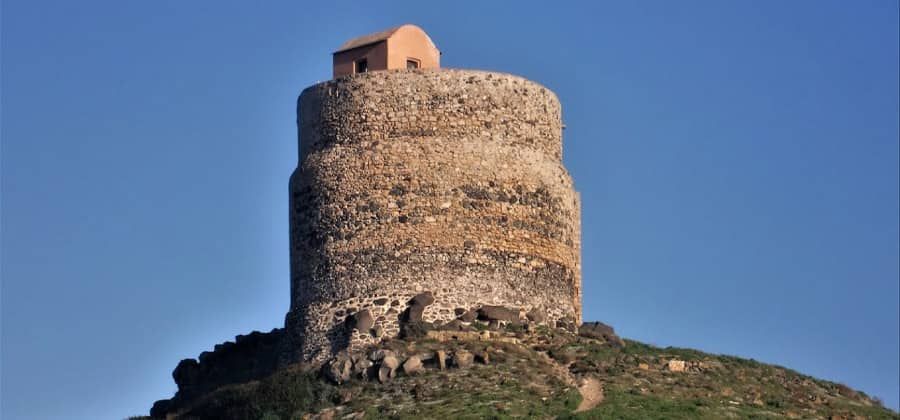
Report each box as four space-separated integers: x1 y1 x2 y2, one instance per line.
536 351 577 387
575 377 604 412
536 351 604 412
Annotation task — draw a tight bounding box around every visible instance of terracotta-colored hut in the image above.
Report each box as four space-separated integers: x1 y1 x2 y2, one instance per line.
333 24 440 78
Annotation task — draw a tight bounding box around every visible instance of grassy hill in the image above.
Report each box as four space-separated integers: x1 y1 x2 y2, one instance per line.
136 324 896 419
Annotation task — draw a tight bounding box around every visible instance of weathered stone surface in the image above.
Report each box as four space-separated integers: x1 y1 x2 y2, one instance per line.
411 292 435 307
402 355 424 375
458 309 478 323
350 309 374 332
453 350 474 368
526 308 546 324
405 305 426 323
478 305 521 323
352 358 373 379
324 355 352 384
378 365 398 383
424 329 520 344
382 355 400 370
283 69 582 363
436 350 447 370
375 354 401 383
666 360 686 372
368 349 394 361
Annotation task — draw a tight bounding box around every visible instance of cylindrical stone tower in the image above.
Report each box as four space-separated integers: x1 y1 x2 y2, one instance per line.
284 69 581 363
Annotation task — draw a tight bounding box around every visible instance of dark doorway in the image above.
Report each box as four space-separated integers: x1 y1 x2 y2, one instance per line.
355 59 368 73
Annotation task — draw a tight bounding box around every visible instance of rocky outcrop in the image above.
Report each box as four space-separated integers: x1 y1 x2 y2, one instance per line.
578 321 625 347
145 320 895 420
452 349 474 368
478 305 522 324
402 355 424 375
151 328 284 418
150 310 611 418
349 310 374 333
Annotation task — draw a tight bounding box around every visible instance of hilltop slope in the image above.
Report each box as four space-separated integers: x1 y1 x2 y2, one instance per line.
140 323 896 419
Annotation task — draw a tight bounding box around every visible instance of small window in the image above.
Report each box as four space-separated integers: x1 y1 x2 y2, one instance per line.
355 59 368 74
406 59 420 69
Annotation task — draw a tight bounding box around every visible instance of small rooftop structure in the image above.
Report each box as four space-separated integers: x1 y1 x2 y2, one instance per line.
333 24 440 78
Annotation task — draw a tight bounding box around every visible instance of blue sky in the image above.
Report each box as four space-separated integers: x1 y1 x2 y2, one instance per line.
2 0 898 418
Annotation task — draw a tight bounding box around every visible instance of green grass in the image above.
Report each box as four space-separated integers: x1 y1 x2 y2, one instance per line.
142 330 899 420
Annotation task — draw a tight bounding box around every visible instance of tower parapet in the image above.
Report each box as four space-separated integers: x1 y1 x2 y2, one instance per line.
284 69 582 362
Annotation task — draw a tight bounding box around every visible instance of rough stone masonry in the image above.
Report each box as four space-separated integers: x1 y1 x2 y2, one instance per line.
283 69 582 363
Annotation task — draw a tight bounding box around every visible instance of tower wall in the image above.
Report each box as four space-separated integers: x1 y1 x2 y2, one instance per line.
284 69 581 363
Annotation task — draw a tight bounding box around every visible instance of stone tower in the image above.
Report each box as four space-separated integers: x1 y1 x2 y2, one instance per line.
283 26 581 363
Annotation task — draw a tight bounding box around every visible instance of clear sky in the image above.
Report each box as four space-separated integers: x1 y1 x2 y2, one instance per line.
2 1 898 418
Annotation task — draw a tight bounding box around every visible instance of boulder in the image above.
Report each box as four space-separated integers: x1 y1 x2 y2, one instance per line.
197 350 214 364
382 355 400 370
458 309 478 323
350 309 374 332
377 366 394 383
453 350 474 368
402 355 424 375
324 356 352 384
402 292 435 322
477 305 521 323
526 308 546 324
410 292 435 307
579 321 625 347
377 355 400 383
578 321 614 338
352 358 374 379
172 359 201 388
149 399 171 419
406 305 426 322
